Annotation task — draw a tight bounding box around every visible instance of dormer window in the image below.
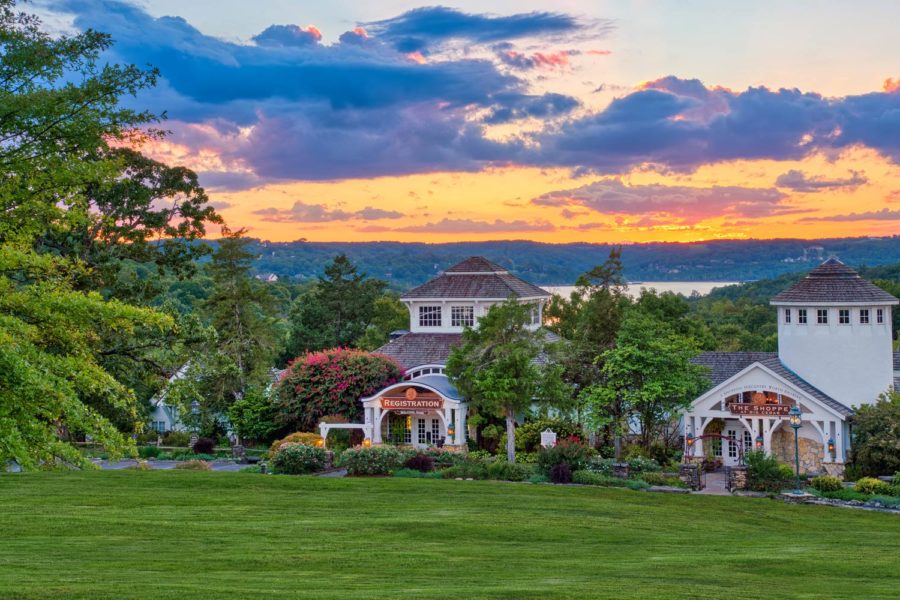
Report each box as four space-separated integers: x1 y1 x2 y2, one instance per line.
530 305 541 326
817 309 828 324
451 306 474 328
418 306 442 327
839 309 850 325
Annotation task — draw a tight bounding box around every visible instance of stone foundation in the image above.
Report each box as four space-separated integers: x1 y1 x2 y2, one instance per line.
771 429 823 474
821 462 845 478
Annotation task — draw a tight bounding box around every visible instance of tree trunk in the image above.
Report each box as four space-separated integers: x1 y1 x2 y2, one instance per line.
613 433 622 461
506 406 516 464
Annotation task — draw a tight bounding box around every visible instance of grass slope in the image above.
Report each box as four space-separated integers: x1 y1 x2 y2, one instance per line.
0 471 897 599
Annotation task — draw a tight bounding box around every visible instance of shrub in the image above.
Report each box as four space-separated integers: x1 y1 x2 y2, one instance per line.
162 431 192 447
587 458 615 476
810 475 843 492
137 446 161 459
867 495 900 507
192 437 216 454
272 444 328 475
421 448 467 467
393 468 442 479
511 418 583 453
820 488 870 502
745 451 792 492
854 477 892 496
175 460 211 471
486 461 535 481
404 453 435 473
572 470 651 490
273 348 403 432
340 446 405 476
135 430 160 445
640 472 686 488
269 432 322 456
627 457 662 473
239 465 263 474
550 462 572 484
538 439 596 474
848 389 900 477
528 474 549 484
441 462 490 480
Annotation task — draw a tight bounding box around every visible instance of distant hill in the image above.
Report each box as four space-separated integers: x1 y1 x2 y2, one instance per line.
242 236 900 289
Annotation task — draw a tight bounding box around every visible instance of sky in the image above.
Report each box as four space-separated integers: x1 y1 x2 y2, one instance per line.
41 0 900 243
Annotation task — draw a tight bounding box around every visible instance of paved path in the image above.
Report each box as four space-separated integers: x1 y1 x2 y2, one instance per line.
695 470 730 495
94 459 246 472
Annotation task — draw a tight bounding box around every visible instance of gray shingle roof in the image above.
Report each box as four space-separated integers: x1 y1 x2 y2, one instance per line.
401 256 551 300
771 257 898 305
893 351 900 371
691 351 853 416
375 333 462 369
691 352 777 386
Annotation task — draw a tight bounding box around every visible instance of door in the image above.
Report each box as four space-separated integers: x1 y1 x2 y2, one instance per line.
724 428 740 467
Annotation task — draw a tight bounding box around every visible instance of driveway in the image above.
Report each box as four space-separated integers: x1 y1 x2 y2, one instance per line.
93 459 247 472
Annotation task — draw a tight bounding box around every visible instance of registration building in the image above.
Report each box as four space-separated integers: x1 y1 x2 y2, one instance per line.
686 258 899 475
361 257 551 449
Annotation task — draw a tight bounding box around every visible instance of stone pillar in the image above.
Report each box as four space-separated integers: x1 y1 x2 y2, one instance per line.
726 466 748 491
680 464 702 491
612 463 629 479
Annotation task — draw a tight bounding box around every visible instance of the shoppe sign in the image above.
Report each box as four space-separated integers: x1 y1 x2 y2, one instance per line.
727 403 792 416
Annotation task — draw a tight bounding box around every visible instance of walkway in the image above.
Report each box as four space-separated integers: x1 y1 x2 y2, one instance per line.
695 470 730 495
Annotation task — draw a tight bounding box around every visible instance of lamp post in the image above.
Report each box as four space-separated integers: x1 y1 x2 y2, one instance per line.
788 406 803 494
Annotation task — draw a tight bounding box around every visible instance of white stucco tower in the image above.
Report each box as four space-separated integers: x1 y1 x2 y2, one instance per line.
771 258 898 408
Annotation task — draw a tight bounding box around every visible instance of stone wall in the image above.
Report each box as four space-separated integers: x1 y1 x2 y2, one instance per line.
726 466 748 491
771 428 823 474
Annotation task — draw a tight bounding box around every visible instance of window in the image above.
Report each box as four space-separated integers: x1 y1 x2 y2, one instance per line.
418 305 442 327
860 309 869 324
712 437 722 458
877 308 885 324
784 309 792 324
431 419 441 444
387 414 412 444
798 309 807 324
530 305 541 325
839 309 850 325
451 306 474 328
150 421 166 433
417 418 427 444
817 309 828 324
743 430 753 454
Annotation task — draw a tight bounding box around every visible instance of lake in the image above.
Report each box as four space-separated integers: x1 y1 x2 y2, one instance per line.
543 281 742 299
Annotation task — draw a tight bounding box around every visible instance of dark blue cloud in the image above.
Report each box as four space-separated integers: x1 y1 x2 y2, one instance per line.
364 6 588 53
252 25 322 47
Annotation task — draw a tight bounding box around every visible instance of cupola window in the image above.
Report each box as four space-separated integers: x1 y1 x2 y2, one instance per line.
784 309 791 324
817 309 828 324
860 309 869 324
798 309 807 324
838 309 850 325
877 308 885 324
418 306 442 327
451 306 474 327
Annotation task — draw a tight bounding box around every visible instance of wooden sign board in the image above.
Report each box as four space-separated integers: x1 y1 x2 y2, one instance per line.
728 403 791 416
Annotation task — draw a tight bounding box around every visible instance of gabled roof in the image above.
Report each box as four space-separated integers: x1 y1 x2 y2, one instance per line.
401 256 550 300
691 351 853 417
770 257 898 305
375 333 462 369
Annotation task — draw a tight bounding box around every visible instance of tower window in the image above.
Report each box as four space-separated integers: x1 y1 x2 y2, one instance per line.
859 309 869 324
418 306 442 327
798 309 807 324
839 309 850 325
877 308 884 324
817 309 828 324
784 309 792 324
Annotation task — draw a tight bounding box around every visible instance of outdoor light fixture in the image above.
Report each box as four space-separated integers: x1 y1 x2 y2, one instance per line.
789 406 803 494
362 438 372 448
315 438 325 448
447 423 455 438
686 432 694 447
828 437 835 455
755 435 764 449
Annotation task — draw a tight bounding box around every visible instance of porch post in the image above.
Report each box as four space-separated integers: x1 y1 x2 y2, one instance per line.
456 405 466 447
835 421 845 464
372 406 383 443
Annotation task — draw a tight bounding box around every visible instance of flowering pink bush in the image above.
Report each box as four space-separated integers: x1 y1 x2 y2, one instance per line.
273 348 403 432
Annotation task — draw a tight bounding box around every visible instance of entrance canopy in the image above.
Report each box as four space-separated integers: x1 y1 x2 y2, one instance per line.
360 374 467 448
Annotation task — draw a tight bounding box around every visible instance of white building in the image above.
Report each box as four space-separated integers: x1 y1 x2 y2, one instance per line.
685 258 899 475
365 257 552 449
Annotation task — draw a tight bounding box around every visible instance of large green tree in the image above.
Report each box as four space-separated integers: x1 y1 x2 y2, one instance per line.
585 307 709 457
446 299 570 463
283 254 386 359
849 389 900 477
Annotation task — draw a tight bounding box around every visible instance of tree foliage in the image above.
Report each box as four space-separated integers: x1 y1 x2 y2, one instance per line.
446 299 569 463
849 389 900 477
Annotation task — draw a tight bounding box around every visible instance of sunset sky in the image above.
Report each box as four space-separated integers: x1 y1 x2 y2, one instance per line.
43 1 900 243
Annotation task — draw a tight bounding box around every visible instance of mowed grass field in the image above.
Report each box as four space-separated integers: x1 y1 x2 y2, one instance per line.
0 472 897 599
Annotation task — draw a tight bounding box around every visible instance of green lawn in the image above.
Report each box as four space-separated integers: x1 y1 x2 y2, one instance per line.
0 472 897 599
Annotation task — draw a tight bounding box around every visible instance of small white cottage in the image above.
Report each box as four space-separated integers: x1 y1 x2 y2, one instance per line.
685 258 899 475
